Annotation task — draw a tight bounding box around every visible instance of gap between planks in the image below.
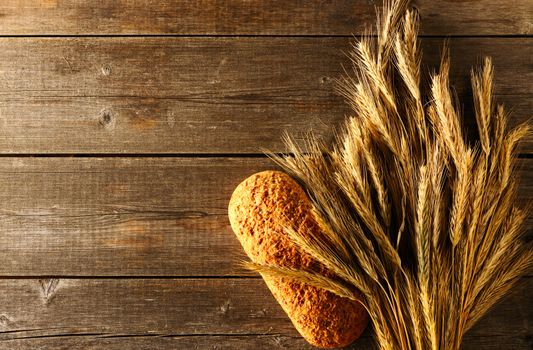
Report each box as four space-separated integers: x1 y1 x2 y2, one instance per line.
0 154 529 158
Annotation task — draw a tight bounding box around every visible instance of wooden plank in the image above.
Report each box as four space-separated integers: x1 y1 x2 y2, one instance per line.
2 335 531 350
0 335 376 350
0 0 530 36
0 157 272 276
0 157 530 277
0 278 530 349
0 37 530 154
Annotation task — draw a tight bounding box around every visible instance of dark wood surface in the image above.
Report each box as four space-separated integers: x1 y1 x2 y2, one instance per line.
0 38 530 154
0 157 530 277
0 0 530 35
0 278 530 349
0 1 530 349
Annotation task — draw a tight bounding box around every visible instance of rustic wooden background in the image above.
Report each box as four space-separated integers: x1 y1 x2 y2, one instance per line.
0 1 530 349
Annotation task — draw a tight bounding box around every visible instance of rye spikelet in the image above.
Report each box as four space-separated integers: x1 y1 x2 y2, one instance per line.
255 1 531 348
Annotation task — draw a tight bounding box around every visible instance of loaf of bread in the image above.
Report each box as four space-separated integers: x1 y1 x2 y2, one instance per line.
228 170 368 348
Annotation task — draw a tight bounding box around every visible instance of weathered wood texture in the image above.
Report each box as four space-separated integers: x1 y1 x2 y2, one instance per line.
0 1 530 348
0 37 530 154
1 335 531 350
0 0 530 36
0 278 530 349
0 157 530 277
2 335 531 350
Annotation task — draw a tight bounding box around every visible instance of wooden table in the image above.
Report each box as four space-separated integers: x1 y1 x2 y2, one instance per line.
0 1 530 349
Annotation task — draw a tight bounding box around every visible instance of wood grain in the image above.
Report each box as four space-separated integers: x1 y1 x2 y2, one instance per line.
0 1 529 349
0 157 271 276
0 278 530 349
2 335 531 350
0 0 530 36
0 37 530 154
0 335 375 350
0 157 530 277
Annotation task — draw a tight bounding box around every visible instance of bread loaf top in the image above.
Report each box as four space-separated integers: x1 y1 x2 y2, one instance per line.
229 170 319 270
228 170 368 348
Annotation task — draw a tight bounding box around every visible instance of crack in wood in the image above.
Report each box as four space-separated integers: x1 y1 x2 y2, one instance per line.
0 315 12 329
218 300 231 315
0 209 212 219
2 331 527 342
0 331 356 341
38 279 60 305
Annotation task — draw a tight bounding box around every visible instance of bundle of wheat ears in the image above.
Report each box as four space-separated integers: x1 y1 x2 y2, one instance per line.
246 0 531 349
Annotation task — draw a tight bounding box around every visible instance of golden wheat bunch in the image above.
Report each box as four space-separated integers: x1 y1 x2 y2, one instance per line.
252 0 532 349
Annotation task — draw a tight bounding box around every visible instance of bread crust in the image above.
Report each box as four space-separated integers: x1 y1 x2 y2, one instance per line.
228 170 368 348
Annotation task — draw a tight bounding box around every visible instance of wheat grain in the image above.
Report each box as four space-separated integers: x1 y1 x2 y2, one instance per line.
248 1 531 348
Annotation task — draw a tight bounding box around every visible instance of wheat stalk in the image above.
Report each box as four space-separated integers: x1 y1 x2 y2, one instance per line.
255 0 531 349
